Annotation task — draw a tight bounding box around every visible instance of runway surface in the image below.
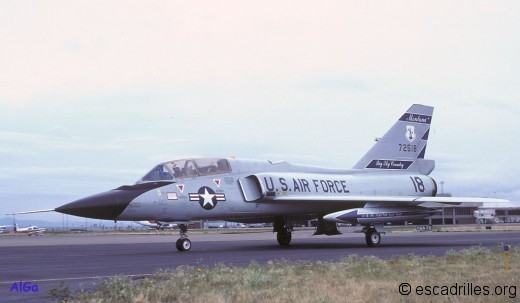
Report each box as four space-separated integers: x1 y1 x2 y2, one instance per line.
2 229 520 302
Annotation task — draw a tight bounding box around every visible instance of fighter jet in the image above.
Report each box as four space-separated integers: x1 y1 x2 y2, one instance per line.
22 104 510 251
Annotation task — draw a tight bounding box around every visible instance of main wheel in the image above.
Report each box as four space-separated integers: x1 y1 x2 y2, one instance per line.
277 230 292 246
365 230 381 247
176 238 191 251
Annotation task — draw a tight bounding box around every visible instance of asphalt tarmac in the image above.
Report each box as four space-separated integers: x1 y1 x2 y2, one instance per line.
2 229 520 302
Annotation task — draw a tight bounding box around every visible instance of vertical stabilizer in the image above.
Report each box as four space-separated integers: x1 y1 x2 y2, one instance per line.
353 104 435 174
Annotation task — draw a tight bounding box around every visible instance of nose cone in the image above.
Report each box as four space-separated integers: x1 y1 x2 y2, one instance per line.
55 190 134 220
56 181 174 220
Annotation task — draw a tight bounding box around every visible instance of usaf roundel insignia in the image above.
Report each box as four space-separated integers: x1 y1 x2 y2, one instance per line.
189 186 226 210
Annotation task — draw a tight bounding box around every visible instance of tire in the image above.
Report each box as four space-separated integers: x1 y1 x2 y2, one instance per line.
365 230 381 247
277 230 292 246
176 238 192 251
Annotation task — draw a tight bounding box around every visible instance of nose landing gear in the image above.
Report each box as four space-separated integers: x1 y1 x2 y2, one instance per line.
176 224 191 251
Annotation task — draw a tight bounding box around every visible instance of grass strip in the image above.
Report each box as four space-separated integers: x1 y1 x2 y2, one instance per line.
55 246 520 303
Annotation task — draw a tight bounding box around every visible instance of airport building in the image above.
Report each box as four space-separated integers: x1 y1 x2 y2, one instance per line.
428 205 520 225
405 193 520 225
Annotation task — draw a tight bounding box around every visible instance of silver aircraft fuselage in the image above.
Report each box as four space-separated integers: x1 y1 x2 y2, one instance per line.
56 158 437 224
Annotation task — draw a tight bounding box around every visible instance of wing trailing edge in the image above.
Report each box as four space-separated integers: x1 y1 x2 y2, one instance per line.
265 195 508 206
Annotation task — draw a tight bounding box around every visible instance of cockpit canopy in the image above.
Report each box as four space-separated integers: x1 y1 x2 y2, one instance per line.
137 158 231 183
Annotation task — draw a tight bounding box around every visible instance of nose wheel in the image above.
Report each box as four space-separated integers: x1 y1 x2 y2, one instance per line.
176 224 191 251
176 238 191 251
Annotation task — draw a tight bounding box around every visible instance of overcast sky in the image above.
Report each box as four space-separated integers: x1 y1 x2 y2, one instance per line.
1 1 519 222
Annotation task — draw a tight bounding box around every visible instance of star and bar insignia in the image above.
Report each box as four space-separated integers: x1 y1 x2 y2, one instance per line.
189 186 226 210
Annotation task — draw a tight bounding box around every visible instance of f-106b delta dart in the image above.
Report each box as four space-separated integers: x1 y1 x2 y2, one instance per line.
21 104 509 251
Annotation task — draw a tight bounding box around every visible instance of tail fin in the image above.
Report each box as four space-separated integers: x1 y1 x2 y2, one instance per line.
353 104 435 174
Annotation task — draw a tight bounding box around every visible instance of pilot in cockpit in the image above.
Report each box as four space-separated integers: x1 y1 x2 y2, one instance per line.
217 159 230 172
173 166 182 178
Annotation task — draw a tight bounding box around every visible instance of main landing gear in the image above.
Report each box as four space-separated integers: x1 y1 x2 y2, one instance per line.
362 224 384 247
277 229 292 246
175 224 191 252
274 217 293 246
